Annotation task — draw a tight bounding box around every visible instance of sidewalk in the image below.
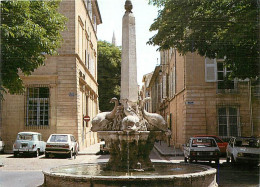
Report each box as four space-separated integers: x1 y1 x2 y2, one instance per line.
78 141 183 156
154 141 183 156
78 142 101 155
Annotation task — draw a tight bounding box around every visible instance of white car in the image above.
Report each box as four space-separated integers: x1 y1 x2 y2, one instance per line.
45 134 79 158
13 132 46 157
226 137 260 165
0 137 5 153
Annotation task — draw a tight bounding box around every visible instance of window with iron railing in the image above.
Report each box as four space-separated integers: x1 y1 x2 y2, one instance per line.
26 87 49 126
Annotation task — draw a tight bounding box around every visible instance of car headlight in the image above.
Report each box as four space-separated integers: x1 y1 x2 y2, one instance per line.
237 152 244 157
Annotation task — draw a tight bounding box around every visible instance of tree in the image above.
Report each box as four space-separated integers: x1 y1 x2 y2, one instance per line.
97 41 121 112
0 1 67 96
148 0 259 80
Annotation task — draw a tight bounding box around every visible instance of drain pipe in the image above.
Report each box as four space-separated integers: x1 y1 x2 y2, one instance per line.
249 79 253 136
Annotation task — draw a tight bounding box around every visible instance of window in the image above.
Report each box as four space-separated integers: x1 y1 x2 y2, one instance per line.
217 60 235 90
26 87 49 126
218 107 239 137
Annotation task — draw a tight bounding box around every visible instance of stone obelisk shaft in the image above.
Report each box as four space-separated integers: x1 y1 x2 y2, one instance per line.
120 0 138 104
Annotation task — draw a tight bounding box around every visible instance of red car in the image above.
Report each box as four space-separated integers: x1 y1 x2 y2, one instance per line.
194 135 228 155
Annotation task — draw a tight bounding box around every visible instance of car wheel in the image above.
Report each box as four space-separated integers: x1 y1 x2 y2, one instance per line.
35 149 39 157
226 157 230 163
14 152 18 158
231 155 236 165
184 157 187 163
68 150 73 158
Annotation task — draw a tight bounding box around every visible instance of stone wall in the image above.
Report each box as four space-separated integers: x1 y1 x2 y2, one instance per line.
1 0 100 151
167 51 259 147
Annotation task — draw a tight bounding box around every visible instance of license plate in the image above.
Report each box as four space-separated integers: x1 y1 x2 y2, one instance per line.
20 148 28 152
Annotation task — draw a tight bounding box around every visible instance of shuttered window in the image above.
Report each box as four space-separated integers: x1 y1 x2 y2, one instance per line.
205 58 217 82
218 107 239 137
163 75 167 98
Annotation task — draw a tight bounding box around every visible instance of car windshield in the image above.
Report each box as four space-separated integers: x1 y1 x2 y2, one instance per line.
235 138 260 148
17 134 33 140
50 135 68 142
192 138 217 147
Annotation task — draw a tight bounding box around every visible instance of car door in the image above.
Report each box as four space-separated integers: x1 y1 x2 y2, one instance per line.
227 138 234 157
70 135 77 154
214 137 226 153
39 134 45 152
183 139 191 158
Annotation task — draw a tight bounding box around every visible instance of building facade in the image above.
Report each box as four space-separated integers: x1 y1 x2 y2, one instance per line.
1 0 102 151
141 72 153 112
147 49 259 148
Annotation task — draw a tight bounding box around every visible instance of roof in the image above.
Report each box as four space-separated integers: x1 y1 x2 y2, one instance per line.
93 0 102 24
148 66 161 88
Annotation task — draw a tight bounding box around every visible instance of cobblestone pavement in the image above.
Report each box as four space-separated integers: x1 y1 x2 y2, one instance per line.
0 150 259 187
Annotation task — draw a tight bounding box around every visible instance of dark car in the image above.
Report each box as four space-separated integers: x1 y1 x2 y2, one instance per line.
194 135 228 155
183 137 220 164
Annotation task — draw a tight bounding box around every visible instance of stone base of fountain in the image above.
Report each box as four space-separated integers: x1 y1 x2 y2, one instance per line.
98 131 162 171
43 163 218 187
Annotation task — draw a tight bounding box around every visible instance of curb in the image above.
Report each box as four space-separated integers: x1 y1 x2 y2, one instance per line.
154 144 184 156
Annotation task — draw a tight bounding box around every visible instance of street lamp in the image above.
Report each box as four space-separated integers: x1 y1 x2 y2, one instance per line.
159 64 169 76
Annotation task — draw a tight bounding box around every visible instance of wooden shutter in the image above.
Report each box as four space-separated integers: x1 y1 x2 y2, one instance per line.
163 75 167 98
205 57 217 82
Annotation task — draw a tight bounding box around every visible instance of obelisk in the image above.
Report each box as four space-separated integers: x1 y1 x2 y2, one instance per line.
120 0 138 105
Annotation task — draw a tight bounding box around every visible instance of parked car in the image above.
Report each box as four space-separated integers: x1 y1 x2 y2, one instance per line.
194 135 228 155
0 136 5 153
226 137 260 165
45 134 79 158
13 132 46 157
183 137 220 164
100 141 109 154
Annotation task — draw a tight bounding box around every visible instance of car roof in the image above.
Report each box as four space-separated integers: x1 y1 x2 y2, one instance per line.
194 135 219 137
50 134 73 136
191 137 216 140
18 132 41 135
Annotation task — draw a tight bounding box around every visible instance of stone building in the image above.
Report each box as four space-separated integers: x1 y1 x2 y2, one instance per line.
1 0 102 151
140 72 153 112
147 49 259 148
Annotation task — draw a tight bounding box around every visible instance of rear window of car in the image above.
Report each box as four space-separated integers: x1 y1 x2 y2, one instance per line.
18 134 33 140
192 138 217 147
235 138 260 148
50 135 68 142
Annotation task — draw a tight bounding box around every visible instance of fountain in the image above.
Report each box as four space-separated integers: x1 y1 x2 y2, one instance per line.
43 1 218 186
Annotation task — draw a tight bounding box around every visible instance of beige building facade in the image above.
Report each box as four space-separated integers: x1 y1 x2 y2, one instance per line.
147 49 259 148
1 0 102 151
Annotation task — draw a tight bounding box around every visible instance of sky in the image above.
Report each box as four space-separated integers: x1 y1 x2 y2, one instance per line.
97 0 160 86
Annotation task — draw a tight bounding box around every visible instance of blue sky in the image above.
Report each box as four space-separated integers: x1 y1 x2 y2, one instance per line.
97 0 160 86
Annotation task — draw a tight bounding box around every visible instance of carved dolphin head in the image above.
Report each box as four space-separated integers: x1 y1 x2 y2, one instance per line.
110 97 118 103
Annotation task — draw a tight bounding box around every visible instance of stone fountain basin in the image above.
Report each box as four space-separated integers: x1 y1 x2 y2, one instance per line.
43 162 218 187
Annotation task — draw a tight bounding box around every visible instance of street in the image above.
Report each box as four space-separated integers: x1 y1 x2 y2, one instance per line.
0 149 259 187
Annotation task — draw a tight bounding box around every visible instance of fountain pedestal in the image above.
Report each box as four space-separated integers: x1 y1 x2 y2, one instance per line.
98 131 162 171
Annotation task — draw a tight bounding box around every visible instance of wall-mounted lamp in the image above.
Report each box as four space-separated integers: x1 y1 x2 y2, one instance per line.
159 64 169 76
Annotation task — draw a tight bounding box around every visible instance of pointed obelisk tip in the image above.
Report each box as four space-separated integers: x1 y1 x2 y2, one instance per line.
125 0 133 12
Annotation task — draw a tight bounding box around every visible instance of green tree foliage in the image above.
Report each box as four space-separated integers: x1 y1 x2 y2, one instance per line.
148 0 259 79
1 1 67 96
97 41 121 112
